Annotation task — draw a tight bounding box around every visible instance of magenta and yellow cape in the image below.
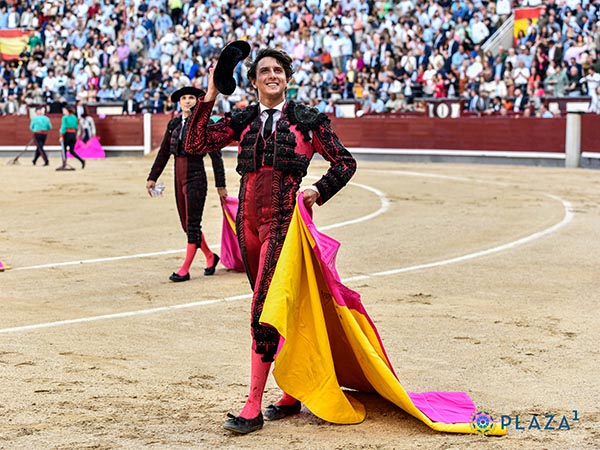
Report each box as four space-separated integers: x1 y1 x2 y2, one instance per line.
261 194 505 435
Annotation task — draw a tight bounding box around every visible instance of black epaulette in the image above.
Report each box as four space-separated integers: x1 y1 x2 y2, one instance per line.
230 104 260 136
287 100 329 140
167 117 180 132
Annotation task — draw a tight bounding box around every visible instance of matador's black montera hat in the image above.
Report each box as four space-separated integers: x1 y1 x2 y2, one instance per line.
171 86 206 103
214 40 251 95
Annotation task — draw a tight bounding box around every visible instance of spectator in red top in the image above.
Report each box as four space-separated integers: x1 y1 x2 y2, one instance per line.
434 74 447 98
87 0 100 19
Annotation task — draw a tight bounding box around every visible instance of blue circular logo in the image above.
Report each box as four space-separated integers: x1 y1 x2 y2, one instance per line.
470 410 496 435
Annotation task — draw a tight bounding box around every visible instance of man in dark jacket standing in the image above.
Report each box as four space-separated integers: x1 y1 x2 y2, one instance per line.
146 86 227 281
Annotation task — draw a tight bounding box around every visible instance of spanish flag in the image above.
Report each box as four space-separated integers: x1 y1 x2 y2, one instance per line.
261 194 506 435
513 7 544 45
0 29 31 61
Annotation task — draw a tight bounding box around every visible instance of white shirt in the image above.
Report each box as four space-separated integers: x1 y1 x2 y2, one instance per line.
584 73 600 92
470 21 490 45
259 101 285 135
259 101 320 198
496 0 511 15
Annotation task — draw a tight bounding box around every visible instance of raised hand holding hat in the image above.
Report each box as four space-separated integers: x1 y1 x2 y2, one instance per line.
214 40 251 95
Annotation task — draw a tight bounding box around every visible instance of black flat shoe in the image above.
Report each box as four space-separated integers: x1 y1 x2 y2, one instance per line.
169 272 190 282
204 253 220 276
264 401 302 421
222 412 263 434
81 160 86 169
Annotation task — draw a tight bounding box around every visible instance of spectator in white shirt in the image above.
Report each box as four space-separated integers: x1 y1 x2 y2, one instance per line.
496 0 512 16
466 55 483 83
512 60 530 90
7 5 19 28
42 69 58 93
582 67 600 113
469 15 490 45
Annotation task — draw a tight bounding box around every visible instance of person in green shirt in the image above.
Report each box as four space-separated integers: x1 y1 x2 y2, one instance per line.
58 105 85 170
29 106 52 166
28 33 43 50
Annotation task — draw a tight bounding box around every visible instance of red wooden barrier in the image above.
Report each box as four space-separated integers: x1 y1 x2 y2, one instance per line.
0 114 598 154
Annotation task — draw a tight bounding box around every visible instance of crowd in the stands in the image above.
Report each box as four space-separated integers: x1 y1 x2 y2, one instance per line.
1 0 599 118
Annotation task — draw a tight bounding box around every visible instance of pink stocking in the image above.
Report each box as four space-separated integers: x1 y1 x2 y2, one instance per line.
276 392 298 407
176 243 197 276
199 233 215 266
239 343 272 419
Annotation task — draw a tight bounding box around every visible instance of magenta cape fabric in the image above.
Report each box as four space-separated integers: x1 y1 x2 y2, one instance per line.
67 137 105 159
220 196 244 272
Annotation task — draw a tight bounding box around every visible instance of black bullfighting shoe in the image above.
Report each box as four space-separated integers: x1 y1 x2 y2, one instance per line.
222 412 264 434
169 272 190 282
204 254 220 276
264 401 302 421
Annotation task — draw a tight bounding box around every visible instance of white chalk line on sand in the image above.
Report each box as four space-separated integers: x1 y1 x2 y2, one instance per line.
10 249 186 272
0 173 573 334
10 181 390 273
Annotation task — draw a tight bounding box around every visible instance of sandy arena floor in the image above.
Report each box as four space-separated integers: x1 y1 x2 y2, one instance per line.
1 155 599 450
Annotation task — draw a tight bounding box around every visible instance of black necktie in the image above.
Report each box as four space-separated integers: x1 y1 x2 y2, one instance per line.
180 117 187 139
263 109 277 139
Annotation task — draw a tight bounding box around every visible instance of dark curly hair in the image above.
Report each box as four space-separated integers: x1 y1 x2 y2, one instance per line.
246 48 294 82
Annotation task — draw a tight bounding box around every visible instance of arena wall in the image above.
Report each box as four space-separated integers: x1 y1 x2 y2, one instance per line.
0 114 598 167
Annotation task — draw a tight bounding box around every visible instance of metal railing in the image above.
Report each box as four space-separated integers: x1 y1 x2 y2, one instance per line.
482 13 515 55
